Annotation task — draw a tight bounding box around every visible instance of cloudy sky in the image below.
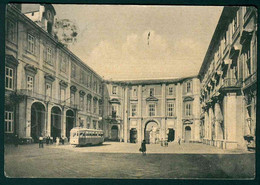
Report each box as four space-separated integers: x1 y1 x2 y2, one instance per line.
54 5 223 80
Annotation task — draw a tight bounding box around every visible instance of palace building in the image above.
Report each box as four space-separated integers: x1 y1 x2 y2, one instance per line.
5 4 257 150
199 7 257 150
102 78 201 144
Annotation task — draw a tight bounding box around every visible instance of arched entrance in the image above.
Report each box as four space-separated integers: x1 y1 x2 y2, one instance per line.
51 106 62 141
130 128 137 143
144 121 159 144
66 110 74 141
184 126 191 143
31 102 46 142
111 125 119 141
167 128 175 142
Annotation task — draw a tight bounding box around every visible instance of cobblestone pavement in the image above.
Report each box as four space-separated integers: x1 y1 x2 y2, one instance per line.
4 142 255 179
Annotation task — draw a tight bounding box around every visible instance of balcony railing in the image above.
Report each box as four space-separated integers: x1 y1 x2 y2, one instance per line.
244 72 257 88
221 78 242 89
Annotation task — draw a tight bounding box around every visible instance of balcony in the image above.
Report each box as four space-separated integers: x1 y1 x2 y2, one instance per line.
244 72 257 89
18 89 78 109
220 78 242 92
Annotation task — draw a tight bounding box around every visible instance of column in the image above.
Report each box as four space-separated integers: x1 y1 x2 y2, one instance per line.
61 108 66 137
161 83 166 139
176 83 183 140
123 86 128 143
137 85 142 143
208 107 213 143
223 93 237 149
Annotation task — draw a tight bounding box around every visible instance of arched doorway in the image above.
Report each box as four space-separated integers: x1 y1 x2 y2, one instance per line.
167 128 175 142
66 110 74 141
51 106 62 141
130 128 137 143
144 121 159 144
184 126 191 143
111 125 119 141
31 102 46 142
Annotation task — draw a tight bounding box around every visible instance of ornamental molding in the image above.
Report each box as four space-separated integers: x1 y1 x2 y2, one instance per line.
59 80 68 88
24 64 37 76
44 73 55 82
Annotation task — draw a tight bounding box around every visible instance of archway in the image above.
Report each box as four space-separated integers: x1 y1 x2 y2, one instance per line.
51 106 62 141
31 102 46 142
144 121 159 144
184 126 191 143
66 110 74 141
167 128 175 142
111 125 119 141
130 128 137 143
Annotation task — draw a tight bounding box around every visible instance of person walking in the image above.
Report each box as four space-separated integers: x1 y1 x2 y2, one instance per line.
141 140 146 156
56 137 60 146
14 134 19 147
46 135 50 145
178 137 181 145
39 135 44 148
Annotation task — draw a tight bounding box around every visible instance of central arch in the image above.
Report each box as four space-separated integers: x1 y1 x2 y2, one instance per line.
51 106 62 141
31 102 46 142
144 120 160 144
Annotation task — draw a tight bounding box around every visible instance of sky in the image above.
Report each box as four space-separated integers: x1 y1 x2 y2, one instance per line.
53 5 223 80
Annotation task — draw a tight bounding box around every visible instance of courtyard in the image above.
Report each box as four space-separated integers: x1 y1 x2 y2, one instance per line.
4 142 255 179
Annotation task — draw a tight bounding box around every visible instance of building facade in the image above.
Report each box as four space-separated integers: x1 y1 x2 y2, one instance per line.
5 5 257 151
199 7 257 150
5 4 103 143
103 77 201 144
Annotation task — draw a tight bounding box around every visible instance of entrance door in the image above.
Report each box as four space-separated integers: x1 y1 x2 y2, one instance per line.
66 110 74 141
31 102 45 142
111 125 118 141
168 129 175 142
184 126 191 143
130 128 137 143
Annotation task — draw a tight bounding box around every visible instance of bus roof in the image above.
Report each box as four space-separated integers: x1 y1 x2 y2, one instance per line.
70 127 103 132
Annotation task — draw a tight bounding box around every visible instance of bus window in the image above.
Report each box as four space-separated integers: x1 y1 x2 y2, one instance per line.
79 132 84 137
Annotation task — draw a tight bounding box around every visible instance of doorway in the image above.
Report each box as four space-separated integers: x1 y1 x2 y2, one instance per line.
184 126 191 143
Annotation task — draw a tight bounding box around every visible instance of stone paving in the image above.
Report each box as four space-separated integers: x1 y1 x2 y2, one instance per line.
4 142 255 179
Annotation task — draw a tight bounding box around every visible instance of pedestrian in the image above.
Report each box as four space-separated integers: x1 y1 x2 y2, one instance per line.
161 138 164 147
178 137 181 145
14 134 19 147
39 135 44 148
50 137 53 144
46 135 50 145
61 135 65 145
140 140 146 156
56 137 60 146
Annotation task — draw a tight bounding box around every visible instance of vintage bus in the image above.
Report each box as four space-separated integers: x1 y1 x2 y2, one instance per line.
70 127 104 146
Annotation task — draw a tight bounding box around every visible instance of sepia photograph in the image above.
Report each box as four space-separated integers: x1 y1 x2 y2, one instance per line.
4 3 257 179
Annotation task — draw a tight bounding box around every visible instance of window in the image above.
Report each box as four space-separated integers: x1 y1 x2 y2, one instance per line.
7 20 15 42
244 47 251 78
60 54 67 72
132 88 137 97
99 102 102 115
99 84 102 94
112 105 117 118
27 75 33 91
185 103 192 116
60 88 65 102
149 88 155 96
167 103 174 116
93 120 97 129
168 87 173 95
149 104 155 116
87 117 91 129
47 47 52 64
131 104 137 116
112 86 117 95
80 96 84 110
70 92 75 105
28 34 35 54
87 97 91 112
5 67 14 90
80 70 84 84
93 99 97 114
186 82 191 93
46 83 52 97
5 111 14 133
71 63 76 78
